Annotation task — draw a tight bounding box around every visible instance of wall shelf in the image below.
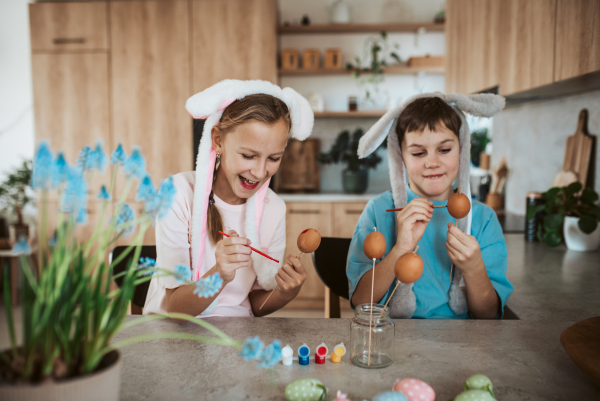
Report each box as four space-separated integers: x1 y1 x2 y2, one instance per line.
279 65 444 77
278 22 444 35
314 111 386 118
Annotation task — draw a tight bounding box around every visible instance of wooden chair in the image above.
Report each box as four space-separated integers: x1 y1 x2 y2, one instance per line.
110 246 156 315
312 237 519 320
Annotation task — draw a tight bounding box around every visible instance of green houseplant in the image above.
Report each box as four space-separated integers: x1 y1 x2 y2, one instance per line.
527 182 600 250
0 143 281 400
0 160 33 239
317 128 384 194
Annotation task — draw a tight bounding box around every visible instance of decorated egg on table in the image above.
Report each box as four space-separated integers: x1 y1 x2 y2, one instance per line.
394 253 424 284
333 390 350 401
372 391 408 401
452 389 495 401
464 374 494 398
392 378 435 401
363 230 387 260
447 192 471 219
297 228 322 254
285 378 327 401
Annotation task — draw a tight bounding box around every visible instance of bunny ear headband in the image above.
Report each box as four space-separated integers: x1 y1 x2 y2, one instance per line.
186 79 314 286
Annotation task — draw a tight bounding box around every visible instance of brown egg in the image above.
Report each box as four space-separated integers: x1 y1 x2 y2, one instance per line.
394 252 424 284
297 228 321 253
447 192 471 219
363 231 387 260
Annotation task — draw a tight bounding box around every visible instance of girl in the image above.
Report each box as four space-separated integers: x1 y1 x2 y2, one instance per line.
144 80 314 319
347 93 514 319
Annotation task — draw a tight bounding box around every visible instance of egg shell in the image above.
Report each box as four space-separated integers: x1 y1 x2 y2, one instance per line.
372 391 408 401
285 378 327 401
363 231 387 260
393 378 435 401
464 374 494 398
453 389 495 401
297 228 322 253
394 253 424 284
447 192 471 219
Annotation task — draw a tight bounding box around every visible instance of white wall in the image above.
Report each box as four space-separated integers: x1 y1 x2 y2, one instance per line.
0 0 34 180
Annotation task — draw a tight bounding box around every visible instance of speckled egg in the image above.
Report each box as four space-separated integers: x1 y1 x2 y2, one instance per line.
372 391 408 401
394 253 424 284
453 389 495 401
363 230 387 260
447 192 471 219
297 228 322 254
464 374 494 399
392 378 435 401
285 378 327 401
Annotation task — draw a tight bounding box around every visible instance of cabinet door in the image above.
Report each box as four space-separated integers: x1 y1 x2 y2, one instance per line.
31 53 112 200
332 202 368 238
39 201 111 246
498 0 556 96
191 0 277 92
283 202 332 309
111 0 192 199
29 2 108 52
554 0 600 81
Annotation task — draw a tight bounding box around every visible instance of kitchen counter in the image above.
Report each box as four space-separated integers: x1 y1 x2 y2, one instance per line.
278 193 377 203
113 234 600 400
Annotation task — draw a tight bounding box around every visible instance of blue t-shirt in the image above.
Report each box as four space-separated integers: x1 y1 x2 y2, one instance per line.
346 187 514 319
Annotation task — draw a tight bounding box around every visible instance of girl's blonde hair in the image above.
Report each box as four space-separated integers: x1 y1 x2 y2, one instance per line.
208 94 292 245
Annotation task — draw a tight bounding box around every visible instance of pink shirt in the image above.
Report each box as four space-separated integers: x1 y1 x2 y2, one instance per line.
143 171 287 317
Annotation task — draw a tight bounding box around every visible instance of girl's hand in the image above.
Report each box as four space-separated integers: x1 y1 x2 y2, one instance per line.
274 254 307 301
214 230 252 284
446 223 485 277
394 198 433 255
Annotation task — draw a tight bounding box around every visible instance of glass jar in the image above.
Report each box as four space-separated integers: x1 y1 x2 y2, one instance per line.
350 304 394 369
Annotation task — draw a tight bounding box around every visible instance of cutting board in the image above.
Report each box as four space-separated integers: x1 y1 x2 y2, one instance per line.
558 109 593 187
560 316 600 388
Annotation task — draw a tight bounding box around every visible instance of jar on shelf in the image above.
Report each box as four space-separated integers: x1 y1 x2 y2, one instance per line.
350 304 394 369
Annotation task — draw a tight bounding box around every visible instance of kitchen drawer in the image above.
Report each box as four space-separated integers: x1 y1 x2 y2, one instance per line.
29 2 108 52
332 202 368 238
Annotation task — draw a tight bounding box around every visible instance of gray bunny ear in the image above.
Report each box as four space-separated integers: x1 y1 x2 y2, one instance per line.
358 106 402 158
446 93 505 118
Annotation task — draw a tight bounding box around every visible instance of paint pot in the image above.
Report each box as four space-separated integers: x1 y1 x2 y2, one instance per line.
330 342 346 363
298 343 310 366
282 344 294 366
315 343 328 364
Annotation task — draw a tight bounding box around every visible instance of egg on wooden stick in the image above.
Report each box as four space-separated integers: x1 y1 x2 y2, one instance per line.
297 228 322 254
447 186 471 219
394 249 424 284
363 230 387 260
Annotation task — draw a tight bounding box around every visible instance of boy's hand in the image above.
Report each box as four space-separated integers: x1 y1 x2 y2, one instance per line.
214 230 252 284
275 254 307 301
394 198 433 255
446 223 485 277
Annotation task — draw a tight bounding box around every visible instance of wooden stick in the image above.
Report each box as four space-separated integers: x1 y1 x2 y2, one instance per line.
386 205 446 212
368 256 375 366
219 231 279 263
450 218 457 283
259 252 303 310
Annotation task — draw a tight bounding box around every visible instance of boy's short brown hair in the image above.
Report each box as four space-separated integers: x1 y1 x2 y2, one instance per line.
396 97 462 147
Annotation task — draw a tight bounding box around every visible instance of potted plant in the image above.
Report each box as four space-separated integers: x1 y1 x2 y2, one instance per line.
527 182 600 251
0 160 33 240
0 143 281 400
317 128 384 194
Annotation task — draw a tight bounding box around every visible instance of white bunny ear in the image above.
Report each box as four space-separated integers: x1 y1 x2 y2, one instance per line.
358 105 402 158
282 87 314 141
446 93 505 118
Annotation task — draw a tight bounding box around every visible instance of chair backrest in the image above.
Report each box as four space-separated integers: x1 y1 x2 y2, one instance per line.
111 245 156 308
312 237 351 300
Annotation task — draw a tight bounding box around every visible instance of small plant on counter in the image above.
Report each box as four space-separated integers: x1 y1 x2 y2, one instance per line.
317 128 383 172
527 182 600 247
0 160 33 227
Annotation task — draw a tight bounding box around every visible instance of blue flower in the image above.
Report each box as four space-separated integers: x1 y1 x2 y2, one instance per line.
257 339 282 369
111 144 127 166
98 185 111 200
156 176 176 219
77 146 91 172
116 204 135 237
88 142 107 172
123 147 146 180
32 142 55 190
239 337 264 361
52 152 70 187
76 207 88 225
138 257 156 268
136 175 156 203
193 272 223 297
174 264 191 283
60 167 88 216
12 236 31 255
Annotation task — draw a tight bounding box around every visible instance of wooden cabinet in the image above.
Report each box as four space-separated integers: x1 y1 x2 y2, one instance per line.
110 0 192 199
554 0 600 81
29 2 108 52
191 0 277 92
39 201 111 247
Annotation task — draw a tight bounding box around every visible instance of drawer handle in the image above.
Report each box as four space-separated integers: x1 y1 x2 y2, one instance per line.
53 38 86 45
345 210 363 215
289 210 321 214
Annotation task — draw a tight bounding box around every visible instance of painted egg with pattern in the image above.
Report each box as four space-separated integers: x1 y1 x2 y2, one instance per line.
453 389 496 401
392 378 435 401
285 378 327 401
372 391 408 401
464 374 495 399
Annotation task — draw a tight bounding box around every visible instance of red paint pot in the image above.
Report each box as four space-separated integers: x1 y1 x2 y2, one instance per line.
315 342 328 364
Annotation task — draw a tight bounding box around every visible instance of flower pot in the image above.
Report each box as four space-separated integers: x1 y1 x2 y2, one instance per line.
343 169 369 194
563 216 600 252
0 350 121 401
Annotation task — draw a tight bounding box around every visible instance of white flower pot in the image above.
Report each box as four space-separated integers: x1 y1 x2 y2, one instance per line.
563 216 600 252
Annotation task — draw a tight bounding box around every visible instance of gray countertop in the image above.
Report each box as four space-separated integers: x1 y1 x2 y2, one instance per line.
113 234 600 400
